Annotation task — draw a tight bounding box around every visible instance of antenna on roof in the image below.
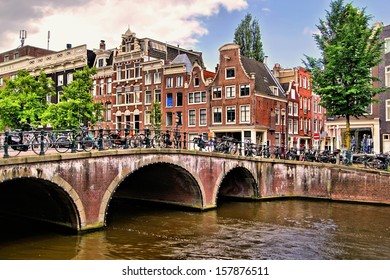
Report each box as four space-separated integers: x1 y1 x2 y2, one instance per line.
19 30 27 47
47 31 50 50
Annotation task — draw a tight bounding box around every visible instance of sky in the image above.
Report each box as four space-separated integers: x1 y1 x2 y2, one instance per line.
0 0 389 70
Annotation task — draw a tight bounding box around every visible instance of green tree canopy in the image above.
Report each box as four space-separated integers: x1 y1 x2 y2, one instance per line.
304 0 384 149
42 66 104 130
0 70 54 130
234 13 265 62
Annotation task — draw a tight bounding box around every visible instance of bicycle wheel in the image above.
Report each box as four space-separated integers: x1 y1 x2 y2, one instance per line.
82 136 94 151
31 136 50 155
54 136 71 153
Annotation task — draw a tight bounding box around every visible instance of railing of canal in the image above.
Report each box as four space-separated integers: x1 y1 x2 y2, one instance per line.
0 127 389 170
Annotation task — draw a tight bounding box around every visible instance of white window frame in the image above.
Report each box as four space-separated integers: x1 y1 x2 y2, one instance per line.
154 72 161 84
386 99 390 121
226 106 236 124
385 66 390 87
199 108 207 126
212 107 222 124
225 85 236 99
225 67 235 79
240 84 250 97
188 109 196 126
212 87 222 100
166 77 173 88
176 76 183 88
240 105 250 124
145 73 152 85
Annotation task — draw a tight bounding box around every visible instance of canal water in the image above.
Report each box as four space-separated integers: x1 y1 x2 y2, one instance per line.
0 199 389 260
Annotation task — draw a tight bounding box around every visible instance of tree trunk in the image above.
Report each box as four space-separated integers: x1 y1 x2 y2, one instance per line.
345 115 351 150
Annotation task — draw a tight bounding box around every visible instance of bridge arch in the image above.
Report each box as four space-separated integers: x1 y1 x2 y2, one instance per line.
215 165 259 202
0 175 84 232
99 158 206 225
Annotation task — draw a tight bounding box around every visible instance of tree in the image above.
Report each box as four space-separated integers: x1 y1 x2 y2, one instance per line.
0 70 55 130
304 0 384 149
150 101 162 132
234 13 265 62
42 66 104 130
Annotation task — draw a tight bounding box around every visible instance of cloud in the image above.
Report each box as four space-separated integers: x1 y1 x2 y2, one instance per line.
261 7 271 13
303 27 319 36
0 0 248 52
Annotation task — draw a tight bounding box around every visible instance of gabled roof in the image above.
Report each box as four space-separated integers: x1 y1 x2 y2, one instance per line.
241 56 286 98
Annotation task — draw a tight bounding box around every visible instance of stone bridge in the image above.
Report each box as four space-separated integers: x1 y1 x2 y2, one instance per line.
0 149 389 233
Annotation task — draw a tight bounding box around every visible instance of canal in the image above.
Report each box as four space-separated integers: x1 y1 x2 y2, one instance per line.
0 199 389 260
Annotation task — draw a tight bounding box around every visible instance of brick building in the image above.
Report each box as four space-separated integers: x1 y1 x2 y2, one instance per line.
209 44 287 146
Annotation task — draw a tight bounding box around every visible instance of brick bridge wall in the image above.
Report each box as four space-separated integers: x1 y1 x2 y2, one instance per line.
0 149 389 232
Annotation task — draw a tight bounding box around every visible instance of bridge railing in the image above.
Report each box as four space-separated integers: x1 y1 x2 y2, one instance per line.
1 128 388 170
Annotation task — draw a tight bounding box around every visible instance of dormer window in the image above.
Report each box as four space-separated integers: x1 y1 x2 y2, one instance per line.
270 86 279 96
98 58 104 68
226 67 235 79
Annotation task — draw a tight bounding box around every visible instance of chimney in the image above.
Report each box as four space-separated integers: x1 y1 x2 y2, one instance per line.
66 43 72 49
264 55 268 66
100 40 106 50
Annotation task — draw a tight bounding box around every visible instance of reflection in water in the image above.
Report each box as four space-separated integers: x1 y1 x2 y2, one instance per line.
0 199 389 260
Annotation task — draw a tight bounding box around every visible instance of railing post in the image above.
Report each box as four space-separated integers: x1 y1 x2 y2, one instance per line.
98 128 104 151
124 128 129 149
39 130 45 155
3 131 9 158
183 132 187 149
71 129 77 153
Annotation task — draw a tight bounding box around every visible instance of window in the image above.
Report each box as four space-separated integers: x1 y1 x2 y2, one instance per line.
226 68 235 79
134 86 141 103
365 104 372 115
166 93 173 107
240 105 250 123
194 77 200 87
188 110 196 126
125 86 132 104
275 108 280 125
155 89 161 102
386 66 390 87
106 103 112 122
188 92 206 104
288 102 293 116
58 74 63 86
4 55 9 62
125 64 131 79
116 87 123 104
226 106 236 123
154 72 161 84
275 133 280 147
144 110 151 125
98 58 104 68
107 78 112 94
176 76 183 87
199 109 207 126
270 86 279 96
293 103 298 116
93 80 97 96
386 100 390 121
240 84 250 97
145 90 152 104
385 38 390 53
67 73 73 85
212 87 222 99
176 92 183 106
213 107 222 124
134 63 141 78
300 118 303 130
166 112 173 126
225 86 236 98
288 119 293 134
294 120 298 134
98 79 104 95
313 119 318 133
145 73 152 85
14 52 19 59
166 77 173 88
116 115 122 130
0 77 3 86
117 65 122 80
